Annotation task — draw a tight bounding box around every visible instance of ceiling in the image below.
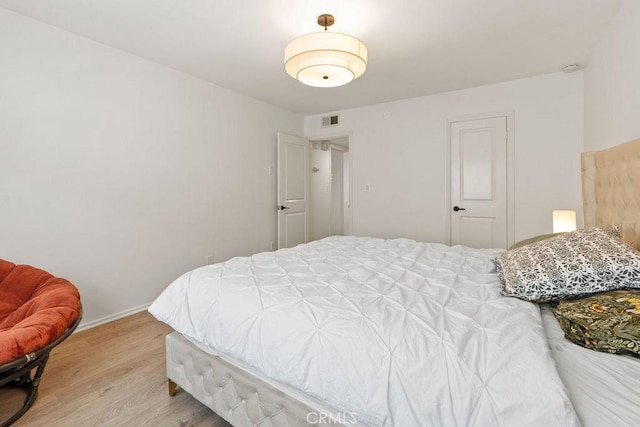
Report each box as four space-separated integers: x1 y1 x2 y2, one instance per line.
0 0 622 115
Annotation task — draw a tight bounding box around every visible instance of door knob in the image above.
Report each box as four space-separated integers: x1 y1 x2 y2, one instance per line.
278 205 290 210
453 206 466 212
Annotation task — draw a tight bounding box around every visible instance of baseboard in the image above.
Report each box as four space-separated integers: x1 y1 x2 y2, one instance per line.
75 302 152 333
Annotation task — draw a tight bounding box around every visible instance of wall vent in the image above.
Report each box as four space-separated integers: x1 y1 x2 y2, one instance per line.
321 114 339 127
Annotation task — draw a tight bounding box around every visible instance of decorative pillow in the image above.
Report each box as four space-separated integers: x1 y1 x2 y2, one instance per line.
551 290 640 357
494 226 640 302
509 233 564 250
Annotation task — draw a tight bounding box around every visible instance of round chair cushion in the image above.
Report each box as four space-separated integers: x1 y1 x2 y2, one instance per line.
0 259 81 365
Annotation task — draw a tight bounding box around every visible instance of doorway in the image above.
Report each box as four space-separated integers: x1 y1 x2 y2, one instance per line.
310 137 351 240
276 133 352 249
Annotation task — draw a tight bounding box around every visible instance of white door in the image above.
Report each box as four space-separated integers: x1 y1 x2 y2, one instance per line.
450 116 508 248
277 132 310 249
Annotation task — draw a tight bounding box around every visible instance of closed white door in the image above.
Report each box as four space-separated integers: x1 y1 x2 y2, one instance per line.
450 117 508 248
277 132 310 249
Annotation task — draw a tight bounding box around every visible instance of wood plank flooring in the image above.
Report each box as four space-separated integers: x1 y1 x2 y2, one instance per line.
1 312 232 427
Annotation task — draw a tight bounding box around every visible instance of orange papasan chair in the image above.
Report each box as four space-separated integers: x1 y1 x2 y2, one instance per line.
0 259 81 426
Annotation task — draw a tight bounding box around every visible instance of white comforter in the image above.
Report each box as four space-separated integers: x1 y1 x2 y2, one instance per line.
149 236 580 427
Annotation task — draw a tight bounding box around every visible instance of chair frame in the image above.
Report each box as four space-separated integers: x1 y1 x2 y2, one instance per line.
0 307 82 427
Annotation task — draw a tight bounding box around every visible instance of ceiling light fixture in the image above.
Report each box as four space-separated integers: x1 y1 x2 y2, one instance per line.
284 14 367 88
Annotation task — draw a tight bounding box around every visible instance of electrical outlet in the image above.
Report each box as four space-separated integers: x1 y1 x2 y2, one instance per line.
206 255 215 265
270 241 276 251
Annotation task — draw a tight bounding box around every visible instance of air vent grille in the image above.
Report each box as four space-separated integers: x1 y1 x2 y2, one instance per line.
321 115 339 127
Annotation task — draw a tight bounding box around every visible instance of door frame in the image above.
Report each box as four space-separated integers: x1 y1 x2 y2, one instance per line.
307 131 354 237
445 111 515 248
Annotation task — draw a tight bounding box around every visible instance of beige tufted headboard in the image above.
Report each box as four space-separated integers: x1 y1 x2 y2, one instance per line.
582 138 640 251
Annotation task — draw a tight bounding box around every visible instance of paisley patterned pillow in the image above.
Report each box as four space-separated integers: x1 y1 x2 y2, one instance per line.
551 290 640 356
494 227 640 302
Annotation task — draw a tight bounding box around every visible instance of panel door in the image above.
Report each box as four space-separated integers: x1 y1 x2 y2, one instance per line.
450 117 508 248
277 132 310 249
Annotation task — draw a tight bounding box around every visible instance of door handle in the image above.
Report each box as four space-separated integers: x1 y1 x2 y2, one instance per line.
453 206 466 212
278 205 290 210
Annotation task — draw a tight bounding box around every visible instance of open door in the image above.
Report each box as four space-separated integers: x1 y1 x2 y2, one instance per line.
277 132 310 249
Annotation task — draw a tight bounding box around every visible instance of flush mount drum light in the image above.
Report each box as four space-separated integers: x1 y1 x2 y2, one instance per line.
284 14 367 88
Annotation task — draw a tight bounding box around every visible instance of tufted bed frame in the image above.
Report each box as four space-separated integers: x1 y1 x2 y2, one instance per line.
582 138 640 251
165 332 330 426
165 138 640 427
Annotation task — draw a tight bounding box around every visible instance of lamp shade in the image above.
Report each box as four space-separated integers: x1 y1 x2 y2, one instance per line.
552 210 577 233
284 32 367 88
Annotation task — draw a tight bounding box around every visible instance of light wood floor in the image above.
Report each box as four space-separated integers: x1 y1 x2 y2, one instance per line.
1 312 232 427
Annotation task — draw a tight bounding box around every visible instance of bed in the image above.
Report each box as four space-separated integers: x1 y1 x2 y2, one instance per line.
149 138 640 427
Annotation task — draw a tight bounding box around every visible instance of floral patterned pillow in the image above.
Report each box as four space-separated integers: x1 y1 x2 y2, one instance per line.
551 290 640 356
494 226 640 302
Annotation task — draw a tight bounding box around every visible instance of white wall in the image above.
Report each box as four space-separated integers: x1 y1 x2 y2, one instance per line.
305 72 584 244
0 9 302 327
584 0 640 151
